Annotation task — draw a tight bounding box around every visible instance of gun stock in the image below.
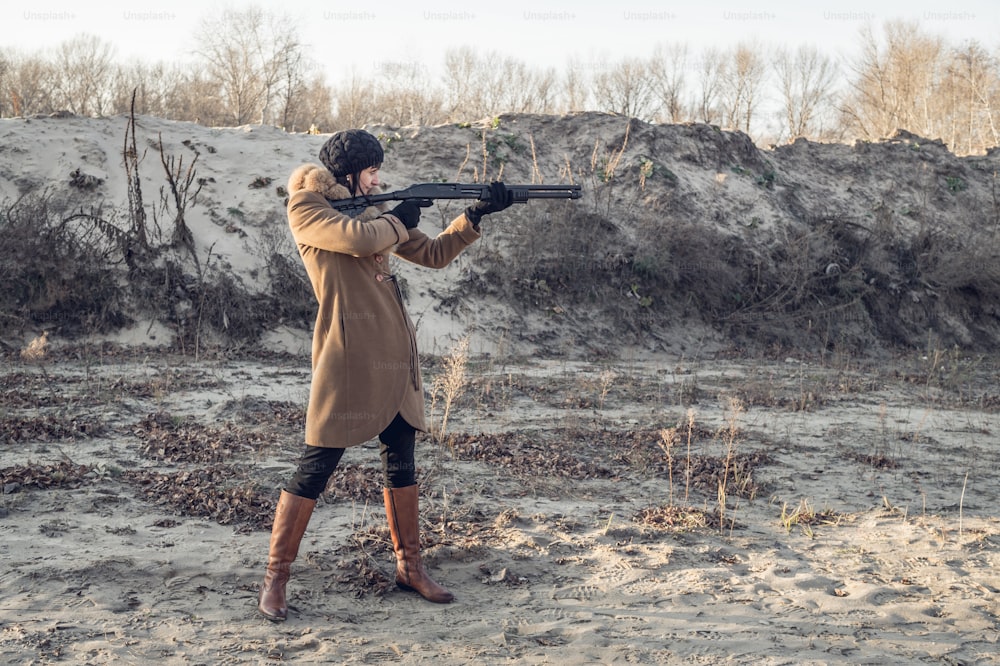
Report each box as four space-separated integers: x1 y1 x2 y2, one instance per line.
327 182 582 213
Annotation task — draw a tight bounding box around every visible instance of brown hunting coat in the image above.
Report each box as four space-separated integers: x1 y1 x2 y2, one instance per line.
286 163 481 447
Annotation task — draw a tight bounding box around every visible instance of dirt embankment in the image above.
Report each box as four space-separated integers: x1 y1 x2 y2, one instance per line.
1 112 999 358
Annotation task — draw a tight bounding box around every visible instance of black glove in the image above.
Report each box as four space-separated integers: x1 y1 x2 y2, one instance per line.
389 199 432 229
465 181 514 225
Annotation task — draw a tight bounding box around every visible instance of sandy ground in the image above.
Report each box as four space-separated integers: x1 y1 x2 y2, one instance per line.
2 341 999 665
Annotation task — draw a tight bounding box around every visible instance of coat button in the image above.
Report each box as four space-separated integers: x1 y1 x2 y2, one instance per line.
375 274 384 282
374 255 383 263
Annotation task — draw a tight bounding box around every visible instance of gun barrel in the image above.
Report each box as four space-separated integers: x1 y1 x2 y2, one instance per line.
327 182 581 212
510 185 582 202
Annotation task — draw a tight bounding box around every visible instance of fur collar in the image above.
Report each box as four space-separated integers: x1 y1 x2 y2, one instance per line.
287 163 386 222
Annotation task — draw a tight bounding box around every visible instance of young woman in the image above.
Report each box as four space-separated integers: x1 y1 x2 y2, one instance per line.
258 128 512 621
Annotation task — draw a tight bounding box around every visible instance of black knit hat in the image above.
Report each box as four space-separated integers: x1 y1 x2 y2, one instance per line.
318 129 384 177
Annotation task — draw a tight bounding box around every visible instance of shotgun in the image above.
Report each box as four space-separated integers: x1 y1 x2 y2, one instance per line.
327 182 582 216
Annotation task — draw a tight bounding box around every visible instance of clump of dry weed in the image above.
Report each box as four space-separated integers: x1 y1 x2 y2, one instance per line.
20 332 49 361
658 426 679 506
779 499 849 537
717 396 745 529
429 336 470 448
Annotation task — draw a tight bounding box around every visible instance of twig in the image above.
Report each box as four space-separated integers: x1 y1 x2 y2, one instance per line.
959 471 968 539
123 90 149 255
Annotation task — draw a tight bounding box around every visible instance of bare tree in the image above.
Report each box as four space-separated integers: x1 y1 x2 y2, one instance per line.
167 68 226 125
258 23 303 127
694 47 725 124
442 46 483 121
719 41 768 134
470 51 509 117
650 43 689 123
290 73 336 132
0 51 10 117
273 42 306 130
270 44 336 131
500 59 559 115
842 20 944 141
109 59 183 118
50 34 116 116
593 56 657 120
196 9 262 124
369 60 444 127
561 57 591 113
195 5 304 126
943 42 1000 154
528 66 561 114
2 52 55 117
331 72 377 129
441 47 559 121
774 44 838 141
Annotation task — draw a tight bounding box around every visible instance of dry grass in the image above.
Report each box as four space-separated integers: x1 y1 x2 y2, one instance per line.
429 335 471 448
716 396 745 531
20 332 49 361
779 499 850 537
658 426 678 506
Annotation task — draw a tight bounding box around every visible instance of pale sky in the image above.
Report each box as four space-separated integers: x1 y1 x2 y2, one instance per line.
2 0 997 87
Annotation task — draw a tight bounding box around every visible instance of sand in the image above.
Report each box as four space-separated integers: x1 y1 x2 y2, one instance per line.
2 342 998 665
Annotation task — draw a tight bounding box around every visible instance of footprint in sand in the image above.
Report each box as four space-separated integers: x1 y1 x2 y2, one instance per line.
549 584 603 603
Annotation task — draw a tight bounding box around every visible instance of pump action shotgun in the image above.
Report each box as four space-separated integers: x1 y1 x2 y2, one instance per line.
327 182 582 215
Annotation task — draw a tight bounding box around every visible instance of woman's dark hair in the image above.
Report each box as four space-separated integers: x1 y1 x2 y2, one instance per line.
337 173 362 197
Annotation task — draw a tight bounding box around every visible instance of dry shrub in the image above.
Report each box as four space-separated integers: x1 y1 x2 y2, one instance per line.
0 187 311 353
129 256 306 352
834 216 1000 349
467 203 666 347
633 217 760 319
251 220 316 328
467 176 1000 353
660 218 875 351
917 226 1000 292
481 204 625 302
192 270 268 345
471 199 854 351
0 192 132 336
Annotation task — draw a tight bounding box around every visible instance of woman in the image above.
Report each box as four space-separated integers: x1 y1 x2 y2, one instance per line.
258 128 512 621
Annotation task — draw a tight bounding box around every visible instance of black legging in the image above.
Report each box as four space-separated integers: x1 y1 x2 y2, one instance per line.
285 413 417 500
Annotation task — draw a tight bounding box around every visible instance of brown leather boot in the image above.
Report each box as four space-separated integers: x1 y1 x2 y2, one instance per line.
384 485 454 603
258 490 316 621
